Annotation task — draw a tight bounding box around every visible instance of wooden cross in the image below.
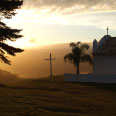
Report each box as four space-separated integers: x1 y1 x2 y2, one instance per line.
106 27 109 35
45 53 56 77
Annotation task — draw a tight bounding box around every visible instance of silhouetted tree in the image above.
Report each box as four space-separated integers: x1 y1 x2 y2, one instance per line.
64 42 93 74
0 0 24 65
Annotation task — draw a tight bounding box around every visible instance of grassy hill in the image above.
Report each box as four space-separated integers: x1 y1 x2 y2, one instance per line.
0 76 116 116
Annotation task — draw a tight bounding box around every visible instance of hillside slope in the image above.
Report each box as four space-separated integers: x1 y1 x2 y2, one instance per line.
0 69 22 84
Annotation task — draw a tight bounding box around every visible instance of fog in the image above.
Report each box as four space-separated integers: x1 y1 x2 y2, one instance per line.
0 43 92 78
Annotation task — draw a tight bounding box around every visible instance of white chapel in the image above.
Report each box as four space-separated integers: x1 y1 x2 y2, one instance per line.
64 27 116 83
93 27 116 74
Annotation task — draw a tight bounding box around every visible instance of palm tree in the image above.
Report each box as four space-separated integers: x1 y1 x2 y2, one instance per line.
64 42 93 74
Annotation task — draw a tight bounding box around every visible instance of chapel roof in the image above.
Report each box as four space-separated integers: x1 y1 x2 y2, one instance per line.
94 36 116 54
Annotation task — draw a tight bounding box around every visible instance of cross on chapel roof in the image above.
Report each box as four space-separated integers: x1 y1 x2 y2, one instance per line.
93 27 116 55
106 27 109 35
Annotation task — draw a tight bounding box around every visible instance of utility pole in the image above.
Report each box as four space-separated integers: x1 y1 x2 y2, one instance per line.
45 53 56 77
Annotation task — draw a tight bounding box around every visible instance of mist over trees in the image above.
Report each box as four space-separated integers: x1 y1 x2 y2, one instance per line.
0 0 24 65
64 42 93 74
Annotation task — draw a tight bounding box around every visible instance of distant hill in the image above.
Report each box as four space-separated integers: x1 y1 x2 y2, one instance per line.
0 69 22 84
0 43 93 78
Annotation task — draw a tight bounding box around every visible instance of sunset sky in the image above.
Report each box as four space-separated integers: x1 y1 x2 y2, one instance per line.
1 0 116 78
3 0 116 48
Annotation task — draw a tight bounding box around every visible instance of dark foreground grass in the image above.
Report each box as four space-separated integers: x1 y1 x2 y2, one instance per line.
0 76 116 116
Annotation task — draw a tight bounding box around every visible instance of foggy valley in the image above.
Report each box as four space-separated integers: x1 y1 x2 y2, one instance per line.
0 43 92 79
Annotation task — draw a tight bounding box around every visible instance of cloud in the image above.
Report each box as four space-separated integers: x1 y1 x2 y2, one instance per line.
23 0 116 14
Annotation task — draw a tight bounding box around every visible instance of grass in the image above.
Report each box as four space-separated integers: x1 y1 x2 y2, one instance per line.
0 76 116 116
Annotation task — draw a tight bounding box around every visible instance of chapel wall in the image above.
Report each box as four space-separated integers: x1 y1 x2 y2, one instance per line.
93 55 116 74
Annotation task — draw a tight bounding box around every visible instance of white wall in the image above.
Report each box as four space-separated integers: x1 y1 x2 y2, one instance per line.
93 55 116 74
64 74 116 83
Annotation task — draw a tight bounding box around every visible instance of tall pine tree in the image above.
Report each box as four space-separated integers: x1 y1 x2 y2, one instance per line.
0 0 24 65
